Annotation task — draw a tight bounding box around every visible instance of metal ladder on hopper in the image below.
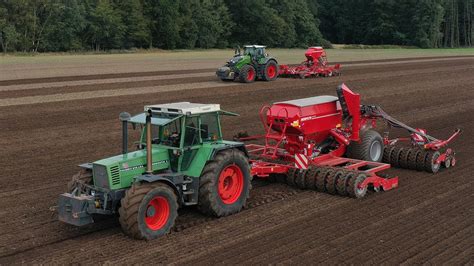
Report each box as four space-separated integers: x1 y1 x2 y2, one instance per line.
259 106 289 159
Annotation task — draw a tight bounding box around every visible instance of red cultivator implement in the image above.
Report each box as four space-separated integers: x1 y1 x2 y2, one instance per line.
279 47 341 79
238 84 460 198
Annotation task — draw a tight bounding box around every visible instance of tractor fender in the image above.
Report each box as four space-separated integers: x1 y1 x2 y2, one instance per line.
134 174 183 203
259 57 278 65
210 143 249 159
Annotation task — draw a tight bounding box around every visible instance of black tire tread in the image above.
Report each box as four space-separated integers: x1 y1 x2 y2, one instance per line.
346 130 384 162
119 182 177 240
198 149 251 217
239 65 256 83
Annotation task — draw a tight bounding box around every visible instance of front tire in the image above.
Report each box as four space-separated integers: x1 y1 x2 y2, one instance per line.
346 129 384 162
119 182 178 240
239 65 256 83
198 149 251 217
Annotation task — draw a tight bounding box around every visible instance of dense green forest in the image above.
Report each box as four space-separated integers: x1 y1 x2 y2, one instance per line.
0 0 473 53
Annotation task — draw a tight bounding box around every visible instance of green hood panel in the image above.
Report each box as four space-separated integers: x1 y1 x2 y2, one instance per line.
93 147 170 189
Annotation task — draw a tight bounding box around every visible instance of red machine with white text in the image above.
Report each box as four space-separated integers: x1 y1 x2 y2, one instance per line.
239 84 460 198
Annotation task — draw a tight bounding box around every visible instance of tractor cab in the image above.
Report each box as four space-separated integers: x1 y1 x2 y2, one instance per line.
129 102 237 172
243 45 267 59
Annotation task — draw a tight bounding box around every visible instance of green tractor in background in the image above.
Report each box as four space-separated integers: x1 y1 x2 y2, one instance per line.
216 45 279 83
58 103 251 240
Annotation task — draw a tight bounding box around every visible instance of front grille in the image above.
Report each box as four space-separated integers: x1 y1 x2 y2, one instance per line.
110 165 120 186
93 164 109 189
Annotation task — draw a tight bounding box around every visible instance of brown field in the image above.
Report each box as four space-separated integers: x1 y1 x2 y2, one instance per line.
0 55 473 264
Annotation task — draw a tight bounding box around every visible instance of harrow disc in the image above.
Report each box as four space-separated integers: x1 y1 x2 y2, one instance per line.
347 173 368 199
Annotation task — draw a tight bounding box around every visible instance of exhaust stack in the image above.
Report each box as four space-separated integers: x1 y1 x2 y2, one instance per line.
145 110 153 174
119 112 131 155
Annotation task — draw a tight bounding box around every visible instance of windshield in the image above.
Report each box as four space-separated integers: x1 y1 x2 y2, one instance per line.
244 47 255 56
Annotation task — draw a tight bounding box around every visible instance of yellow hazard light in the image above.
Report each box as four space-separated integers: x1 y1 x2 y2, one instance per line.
291 120 300 128
336 123 342 128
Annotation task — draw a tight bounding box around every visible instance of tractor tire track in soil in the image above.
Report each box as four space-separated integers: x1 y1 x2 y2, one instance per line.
0 57 473 264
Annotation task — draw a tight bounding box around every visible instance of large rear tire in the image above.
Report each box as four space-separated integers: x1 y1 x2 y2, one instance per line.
346 130 384 162
239 65 256 83
262 60 279 81
198 149 251 217
119 182 178 240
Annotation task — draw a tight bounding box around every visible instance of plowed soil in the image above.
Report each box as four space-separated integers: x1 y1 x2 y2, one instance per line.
0 57 473 264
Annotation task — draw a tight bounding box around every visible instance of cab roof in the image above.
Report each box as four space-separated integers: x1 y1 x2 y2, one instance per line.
130 102 238 126
145 102 221 115
244 45 266 49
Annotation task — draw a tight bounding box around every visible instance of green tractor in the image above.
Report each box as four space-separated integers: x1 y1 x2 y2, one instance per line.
216 45 279 83
58 103 251 240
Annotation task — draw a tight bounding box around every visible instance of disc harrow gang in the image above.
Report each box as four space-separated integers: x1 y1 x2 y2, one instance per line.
271 166 371 199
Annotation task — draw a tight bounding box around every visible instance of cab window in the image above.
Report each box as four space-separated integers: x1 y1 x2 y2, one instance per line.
200 113 220 142
184 116 199 146
150 119 181 147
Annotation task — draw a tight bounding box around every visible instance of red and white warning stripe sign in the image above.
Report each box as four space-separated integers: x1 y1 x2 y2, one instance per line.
295 153 309 169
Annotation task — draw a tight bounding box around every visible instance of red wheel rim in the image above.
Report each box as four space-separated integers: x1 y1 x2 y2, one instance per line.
247 67 255 81
218 165 244 204
267 64 276 79
145 196 170 230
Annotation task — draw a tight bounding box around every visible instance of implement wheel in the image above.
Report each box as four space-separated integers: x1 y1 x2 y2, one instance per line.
336 172 354 196
382 146 396 164
316 168 332 192
119 182 178 240
391 147 404 168
347 173 368 199
262 60 279 81
416 151 427 171
286 168 297 187
239 65 256 83
424 150 441 173
304 167 318 189
399 148 411 169
198 149 251 217
346 130 384 162
295 170 307 189
326 170 345 195
408 149 421 170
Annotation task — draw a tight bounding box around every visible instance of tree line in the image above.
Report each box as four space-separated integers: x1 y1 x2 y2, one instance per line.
0 0 473 53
